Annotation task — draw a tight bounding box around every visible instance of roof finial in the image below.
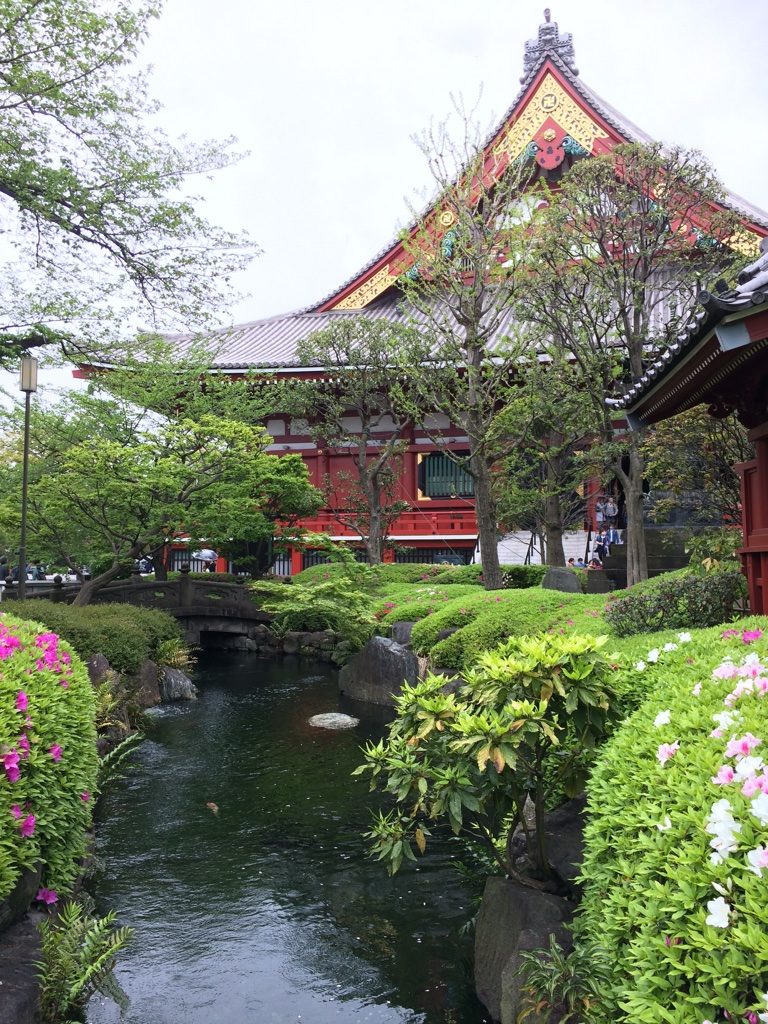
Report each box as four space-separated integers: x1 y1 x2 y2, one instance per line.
521 9 578 82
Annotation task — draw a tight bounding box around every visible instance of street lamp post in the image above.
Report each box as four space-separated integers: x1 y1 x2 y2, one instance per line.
18 355 38 601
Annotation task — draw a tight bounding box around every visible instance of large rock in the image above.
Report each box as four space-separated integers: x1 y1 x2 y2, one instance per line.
86 652 111 685
308 712 359 730
475 876 572 1024
541 567 582 593
338 636 419 706
159 667 197 702
391 621 416 647
0 864 42 933
134 659 161 707
541 796 586 894
0 912 43 1024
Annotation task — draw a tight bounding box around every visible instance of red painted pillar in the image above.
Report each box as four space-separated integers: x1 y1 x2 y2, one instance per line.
290 548 303 577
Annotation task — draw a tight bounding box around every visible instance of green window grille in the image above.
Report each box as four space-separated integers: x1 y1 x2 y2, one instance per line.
419 452 474 498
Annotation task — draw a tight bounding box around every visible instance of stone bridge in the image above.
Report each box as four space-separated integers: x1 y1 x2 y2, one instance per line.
3 568 272 646
93 570 272 644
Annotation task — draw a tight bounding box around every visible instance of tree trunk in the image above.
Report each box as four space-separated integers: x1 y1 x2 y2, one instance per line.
150 541 168 581
473 457 503 589
544 493 565 566
72 561 128 606
621 441 648 586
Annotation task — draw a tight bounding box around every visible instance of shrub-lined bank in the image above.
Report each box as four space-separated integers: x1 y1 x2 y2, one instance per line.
0 614 98 906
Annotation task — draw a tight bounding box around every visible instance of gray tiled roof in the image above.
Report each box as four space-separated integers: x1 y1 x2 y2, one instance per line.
613 245 768 410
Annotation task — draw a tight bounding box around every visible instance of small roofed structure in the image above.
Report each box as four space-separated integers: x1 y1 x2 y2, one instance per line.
616 241 768 612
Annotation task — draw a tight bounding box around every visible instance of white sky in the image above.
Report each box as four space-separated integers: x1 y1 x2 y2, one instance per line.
2 0 767 402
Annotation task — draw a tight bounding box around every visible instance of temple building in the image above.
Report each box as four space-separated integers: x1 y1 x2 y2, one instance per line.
127 12 768 574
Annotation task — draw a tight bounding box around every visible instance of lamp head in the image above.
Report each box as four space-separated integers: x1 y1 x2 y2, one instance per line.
19 355 38 394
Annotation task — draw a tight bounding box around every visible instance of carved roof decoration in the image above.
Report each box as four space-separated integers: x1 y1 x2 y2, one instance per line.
521 9 578 81
613 240 768 427
309 12 768 315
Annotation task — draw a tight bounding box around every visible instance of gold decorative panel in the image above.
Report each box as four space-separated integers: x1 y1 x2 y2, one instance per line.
494 73 605 162
332 264 394 310
728 228 761 258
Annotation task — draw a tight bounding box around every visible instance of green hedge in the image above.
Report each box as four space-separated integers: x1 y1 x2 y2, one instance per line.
430 592 609 669
0 613 98 903
408 588 609 669
604 569 746 637
373 584 481 623
0 601 181 674
577 620 768 1022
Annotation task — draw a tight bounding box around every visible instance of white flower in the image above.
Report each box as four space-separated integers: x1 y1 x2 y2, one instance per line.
647 648 660 664
692 682 702 696
635 660 646 672
751 791 768 826
663 642 678 653
734 755 764 781
678 632 692 643
746 844 768 877
712 709 739 730
653 709 672 728
656 815 672 831
705 895 731 928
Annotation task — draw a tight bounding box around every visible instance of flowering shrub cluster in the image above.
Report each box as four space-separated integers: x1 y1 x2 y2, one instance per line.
604 568 746 637
577 620 768 1023
0 613 97 906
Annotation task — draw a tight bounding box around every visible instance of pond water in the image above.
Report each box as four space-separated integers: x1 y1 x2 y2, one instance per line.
87 653 490 1024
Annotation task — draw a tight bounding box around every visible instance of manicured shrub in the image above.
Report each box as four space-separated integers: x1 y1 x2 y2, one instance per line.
1 601 181 674
500 564 548 589
373 584 480 623
604 568 746 637
420 591 608 670
0 613 98 904
577 620 768 1023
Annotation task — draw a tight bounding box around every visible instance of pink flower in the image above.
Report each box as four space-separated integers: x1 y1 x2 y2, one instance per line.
2 750 20 783
725 734 762 759
35 888 58 905
17 734 30 758
80 791 91 802
742 629 763 644
15 691 28 712
10 804 22 819
657 741 680 765
712 765 735 785
48 744 62 762
19 814 35 838
721 629 740 639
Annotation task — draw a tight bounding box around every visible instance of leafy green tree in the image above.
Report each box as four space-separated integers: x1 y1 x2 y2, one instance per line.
395 110 538 590
0 0 254 366
521 143 741 585
641 407 752 526
286 318 429 564
355 633 617 886
493 356 597 564
0 388 321 603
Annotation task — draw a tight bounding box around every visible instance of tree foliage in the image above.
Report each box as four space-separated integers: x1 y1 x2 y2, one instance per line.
0 0 254 366
522 143 742 584
641 407 752 525
0 376 321 602
286 318 429 563
395 107 540 589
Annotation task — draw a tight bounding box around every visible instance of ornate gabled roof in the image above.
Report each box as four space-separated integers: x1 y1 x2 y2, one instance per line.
614 241 768 425
309 10 768 316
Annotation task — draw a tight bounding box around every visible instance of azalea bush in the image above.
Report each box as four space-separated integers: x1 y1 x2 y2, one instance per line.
0 613 98 906
603 568 746 637
355 632 619 881
258 573 376 651
576 620 768 1023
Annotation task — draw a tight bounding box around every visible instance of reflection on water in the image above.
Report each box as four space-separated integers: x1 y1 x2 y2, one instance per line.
87 653 489 1024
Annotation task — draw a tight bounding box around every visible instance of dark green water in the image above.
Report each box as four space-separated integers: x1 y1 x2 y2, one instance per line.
88 654 490 1024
